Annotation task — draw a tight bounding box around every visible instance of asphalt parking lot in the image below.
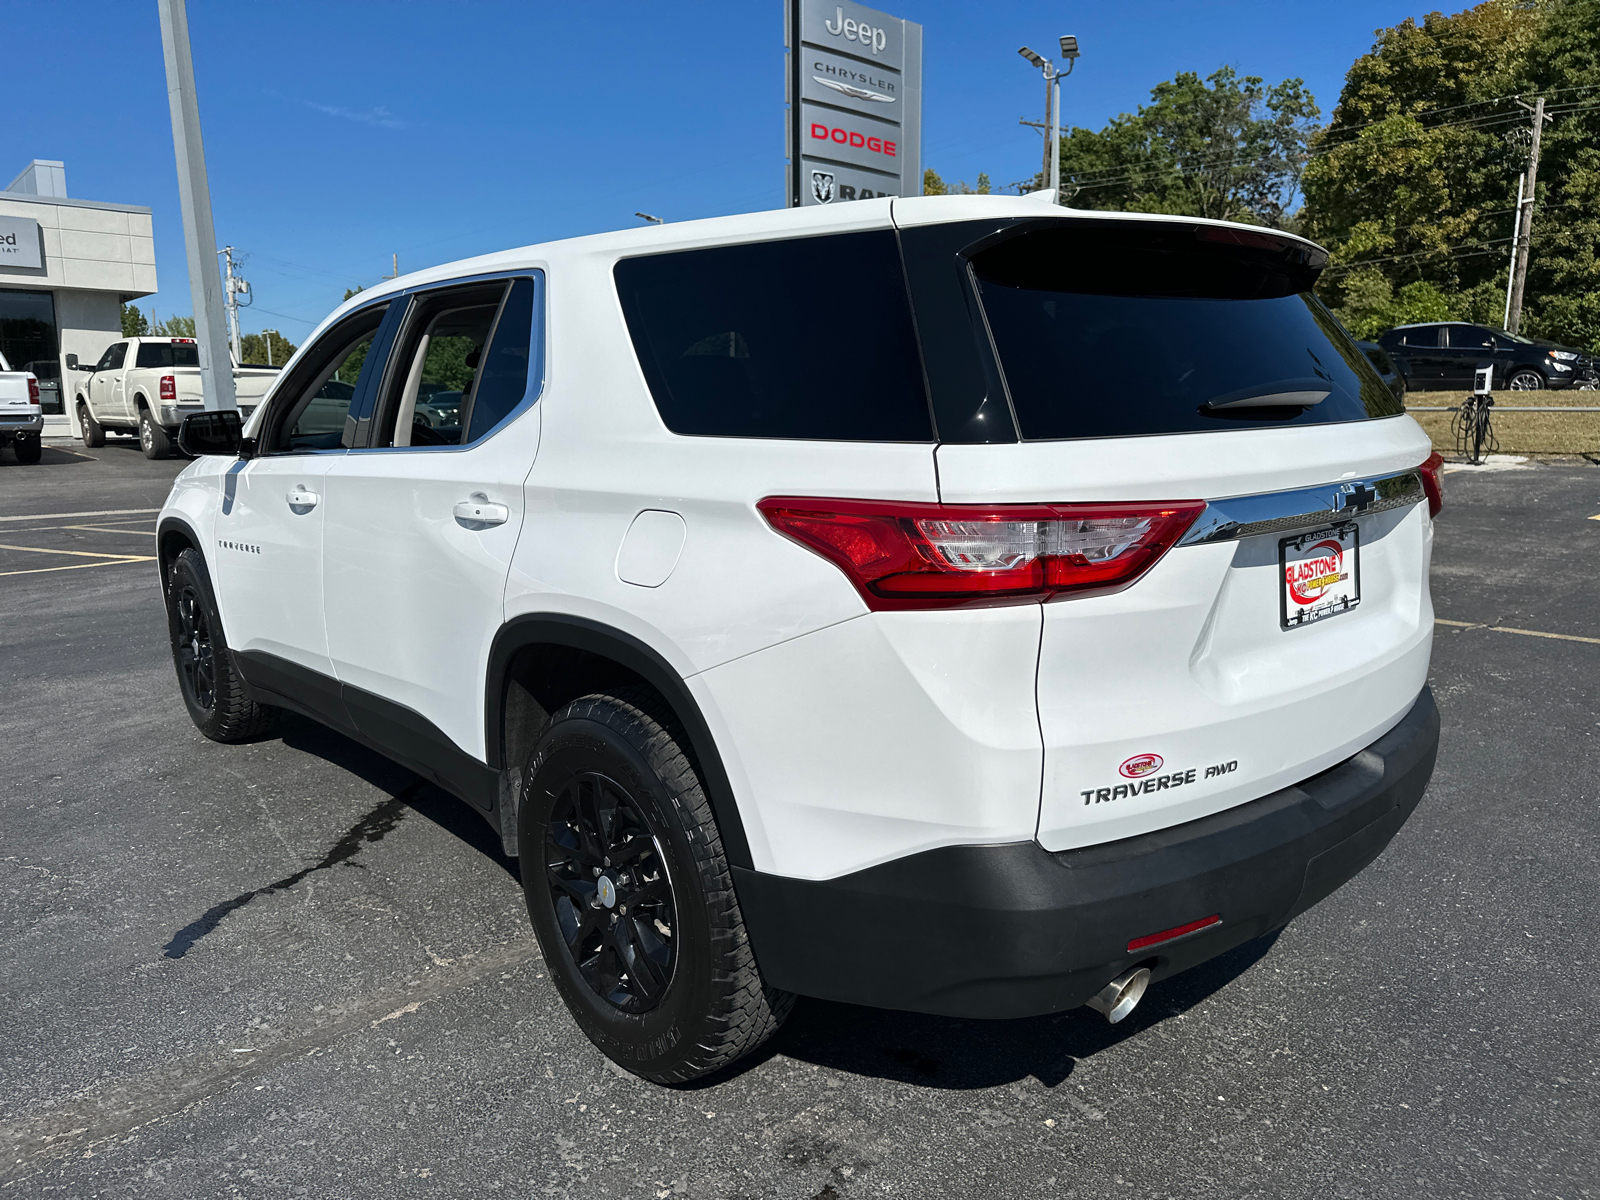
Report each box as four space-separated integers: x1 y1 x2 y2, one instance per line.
1 439 1596 1199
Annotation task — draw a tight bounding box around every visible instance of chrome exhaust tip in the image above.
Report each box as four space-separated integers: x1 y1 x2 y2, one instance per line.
1085 966 1152 1024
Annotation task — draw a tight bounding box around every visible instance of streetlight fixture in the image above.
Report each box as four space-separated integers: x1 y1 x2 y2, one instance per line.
635 212 664 225
1018 34 1080 199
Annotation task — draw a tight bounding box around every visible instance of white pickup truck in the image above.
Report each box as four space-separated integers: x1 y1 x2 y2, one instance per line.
67 337 279 459
0 351 43 464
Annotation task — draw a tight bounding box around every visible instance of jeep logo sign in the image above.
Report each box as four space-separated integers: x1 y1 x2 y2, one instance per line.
786 0 921 207
0 216 43 270
823 5 888 55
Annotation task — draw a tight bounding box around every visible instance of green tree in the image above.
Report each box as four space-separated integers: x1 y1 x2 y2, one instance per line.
120 303 149 337
239 329 297 366
1054 66 1321 227
152 314 196 338
1301 0 1600 350
1302 1 1548 331
923 168 992 196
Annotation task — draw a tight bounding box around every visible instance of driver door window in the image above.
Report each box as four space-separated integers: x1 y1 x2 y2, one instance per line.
262 304 390 454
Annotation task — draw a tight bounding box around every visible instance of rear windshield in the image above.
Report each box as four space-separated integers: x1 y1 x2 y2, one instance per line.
614 231 932 441
136 342 200 369
969 222 1402 440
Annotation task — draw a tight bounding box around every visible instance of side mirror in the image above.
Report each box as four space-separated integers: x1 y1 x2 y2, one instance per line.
65 353 79 370
177 409 251 458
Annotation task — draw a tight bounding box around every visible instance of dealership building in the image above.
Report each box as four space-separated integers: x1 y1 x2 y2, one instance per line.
0 160 157 422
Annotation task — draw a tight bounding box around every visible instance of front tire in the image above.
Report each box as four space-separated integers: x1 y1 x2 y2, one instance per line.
1507 368 1545 390
139 408 171 459
78 403 105 448
165 548 278 742
520 688 793 1083
12 433 40 464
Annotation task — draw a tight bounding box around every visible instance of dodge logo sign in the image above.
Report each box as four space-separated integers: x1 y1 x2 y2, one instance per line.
811 171 836 203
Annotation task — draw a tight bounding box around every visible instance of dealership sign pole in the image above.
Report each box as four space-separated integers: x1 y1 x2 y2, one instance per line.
156 0 237 412
786 1 922 207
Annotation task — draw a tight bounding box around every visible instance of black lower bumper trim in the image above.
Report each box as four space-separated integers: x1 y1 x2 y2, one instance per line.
734 686 1439 1019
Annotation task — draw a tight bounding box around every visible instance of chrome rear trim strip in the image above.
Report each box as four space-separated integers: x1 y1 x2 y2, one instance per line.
1177 469 1425 546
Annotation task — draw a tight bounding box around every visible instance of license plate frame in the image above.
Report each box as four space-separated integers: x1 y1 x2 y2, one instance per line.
1280 521 1360 630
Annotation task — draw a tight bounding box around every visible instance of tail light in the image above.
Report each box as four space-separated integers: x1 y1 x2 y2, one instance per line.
160 375 177 401
27 377 39 404
1418 451 1444 518
758 496 1205 611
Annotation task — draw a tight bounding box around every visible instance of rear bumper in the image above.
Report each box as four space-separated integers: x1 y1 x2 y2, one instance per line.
0 413 43 435
734 685 1438 1019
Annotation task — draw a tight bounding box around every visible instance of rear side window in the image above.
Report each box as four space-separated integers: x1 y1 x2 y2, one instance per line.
968 222 1402 440
615 231 932 441
136 341 200 369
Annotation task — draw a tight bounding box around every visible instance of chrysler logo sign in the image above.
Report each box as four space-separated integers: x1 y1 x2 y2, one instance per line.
814 75 895 103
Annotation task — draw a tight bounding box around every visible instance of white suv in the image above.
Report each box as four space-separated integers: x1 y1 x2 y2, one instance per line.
158 196 1443 1083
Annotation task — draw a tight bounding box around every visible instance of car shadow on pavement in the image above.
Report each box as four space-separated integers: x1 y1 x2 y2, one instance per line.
700 932 1281 1092
17 444 95 467
275 713 520 884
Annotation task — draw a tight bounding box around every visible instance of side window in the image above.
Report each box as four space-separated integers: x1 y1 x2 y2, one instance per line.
262 304 389 453
1401 328 1439 348
372 276 540 449
614 232 932 441
97 342 127 371
1449 325 1495 351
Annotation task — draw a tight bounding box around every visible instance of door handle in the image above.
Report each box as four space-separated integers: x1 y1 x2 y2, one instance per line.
285 487 320 509
454 495 509 526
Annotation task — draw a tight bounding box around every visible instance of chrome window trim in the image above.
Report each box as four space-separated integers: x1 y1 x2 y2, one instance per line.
1177 468 1425 546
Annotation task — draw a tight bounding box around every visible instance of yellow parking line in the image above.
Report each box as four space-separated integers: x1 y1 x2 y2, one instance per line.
0 557 154 578
63 524 158 536
0 508 160 523
1435 617 1600 646
0 542 153 560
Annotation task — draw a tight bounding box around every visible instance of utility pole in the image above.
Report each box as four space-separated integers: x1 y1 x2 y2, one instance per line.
1505 96 1549 336
156 0 237 412
218 245 249 366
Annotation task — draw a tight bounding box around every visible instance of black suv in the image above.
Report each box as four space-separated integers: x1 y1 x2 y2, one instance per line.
1379 322 1596 391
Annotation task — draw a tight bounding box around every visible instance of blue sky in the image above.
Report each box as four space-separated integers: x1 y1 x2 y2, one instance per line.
14 1 1440 342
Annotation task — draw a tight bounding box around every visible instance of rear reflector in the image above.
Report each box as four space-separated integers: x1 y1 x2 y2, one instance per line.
160 375 177 401
1128 914 1222 952
759 497 1204 611
1418 451 1444 518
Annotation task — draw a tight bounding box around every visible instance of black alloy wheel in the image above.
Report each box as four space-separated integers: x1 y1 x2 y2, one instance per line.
520 688 793 1083
164 548 278 742
545 770 677 1012
174 583 217 712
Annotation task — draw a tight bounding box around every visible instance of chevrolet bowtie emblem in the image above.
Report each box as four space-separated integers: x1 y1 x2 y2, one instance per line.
1337 482 1377 512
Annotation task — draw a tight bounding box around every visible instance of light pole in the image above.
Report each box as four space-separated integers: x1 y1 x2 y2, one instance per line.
1018 35 1080 199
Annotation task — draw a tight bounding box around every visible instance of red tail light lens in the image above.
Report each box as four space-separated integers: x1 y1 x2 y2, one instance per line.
1418 451 1444 518
759 497 1205 611
1128 913 1221 952
27 377 40 404
160 375 177 401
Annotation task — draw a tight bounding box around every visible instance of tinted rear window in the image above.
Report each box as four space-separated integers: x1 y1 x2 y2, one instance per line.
615 231 932 441
969 222 1402 440
135 342 200 369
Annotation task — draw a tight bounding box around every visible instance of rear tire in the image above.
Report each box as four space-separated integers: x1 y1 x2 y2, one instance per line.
78 402 105 448
12 433 40 464
520 688 793 1083
139 408 171 459
165 548 278 742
